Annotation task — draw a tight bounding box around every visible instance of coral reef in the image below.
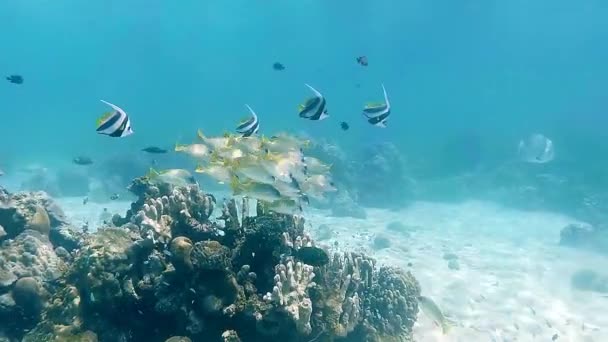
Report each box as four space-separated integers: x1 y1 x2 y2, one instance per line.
0 177 422 342
355 142 415 209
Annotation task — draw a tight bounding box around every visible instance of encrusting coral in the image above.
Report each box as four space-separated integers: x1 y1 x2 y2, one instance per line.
0 176 422 342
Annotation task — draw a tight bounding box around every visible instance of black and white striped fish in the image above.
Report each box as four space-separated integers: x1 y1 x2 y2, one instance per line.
362 84 390 128
236 104 259 137
96 100 134 137
298 84 329 121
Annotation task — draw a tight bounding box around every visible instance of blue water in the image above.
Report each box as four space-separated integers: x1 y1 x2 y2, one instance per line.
1 0 608 190
1 0 606 162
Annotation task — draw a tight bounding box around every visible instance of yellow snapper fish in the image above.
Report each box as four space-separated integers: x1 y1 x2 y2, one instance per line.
147 168 197 187
302 156 331 174
266 198 303 215
272 176 303 198
232 136 262 154
212 146 245 162
230 177 283 202
195 163 232 184
261 134 309 154
175 143 210 159
232 158 276 185
260 155 303 183
418 296 453 334
197 129 235 150
301 174 336 197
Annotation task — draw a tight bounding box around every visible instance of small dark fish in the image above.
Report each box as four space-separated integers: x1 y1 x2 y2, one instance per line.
73 156 93 165
356 56 368 66
110 193 120 200
6 75 23 84
294 246 329 267
273 62 285 71
142 146 168 154
552 333 558 341
340 122 349 131
83 196 89 205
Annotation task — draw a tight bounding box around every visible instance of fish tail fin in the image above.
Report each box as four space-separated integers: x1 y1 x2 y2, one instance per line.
174 142 185 152
230 175 244 193
197 129 206 141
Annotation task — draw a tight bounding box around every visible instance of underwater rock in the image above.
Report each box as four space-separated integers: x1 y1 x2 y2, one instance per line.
26 205 51 235
0 224 5 239
12 276 45 316
571 269 608 293
447 259 460 270
191 240 231 271
49 224 86 252
0 230 64 340
355 142 415 209
442 252 458 261
560 222 608 255
0 230 64 290
170 236 194 272
0 189 68 240
330 190 367 219
372 234 392 250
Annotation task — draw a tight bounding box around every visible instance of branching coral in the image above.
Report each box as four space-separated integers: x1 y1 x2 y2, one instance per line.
263 259 316 335
131 185 217 243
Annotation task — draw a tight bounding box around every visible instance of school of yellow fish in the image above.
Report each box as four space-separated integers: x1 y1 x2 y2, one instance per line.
156 129 337 215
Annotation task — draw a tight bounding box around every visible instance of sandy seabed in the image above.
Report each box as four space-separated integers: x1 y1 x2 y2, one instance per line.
57 197 608 342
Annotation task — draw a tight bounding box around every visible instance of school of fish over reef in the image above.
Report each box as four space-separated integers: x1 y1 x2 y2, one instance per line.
0 74 424 342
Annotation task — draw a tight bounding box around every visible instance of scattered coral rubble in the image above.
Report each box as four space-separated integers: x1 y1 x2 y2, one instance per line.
0 177 420 342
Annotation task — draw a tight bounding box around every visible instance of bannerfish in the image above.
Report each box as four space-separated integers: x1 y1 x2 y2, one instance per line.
356 56 368 66
236 104 260 137
96 100 134 138
73 156 93 165
142 146 168 154
273 62 285 71
340 122 349 131
362 84 390 128
6 75 23 84
418 296 452 334
298 84 329 121
148 168 198 187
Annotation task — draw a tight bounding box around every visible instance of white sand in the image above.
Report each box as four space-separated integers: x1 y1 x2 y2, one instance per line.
306 200 608 342
57 197 608 341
